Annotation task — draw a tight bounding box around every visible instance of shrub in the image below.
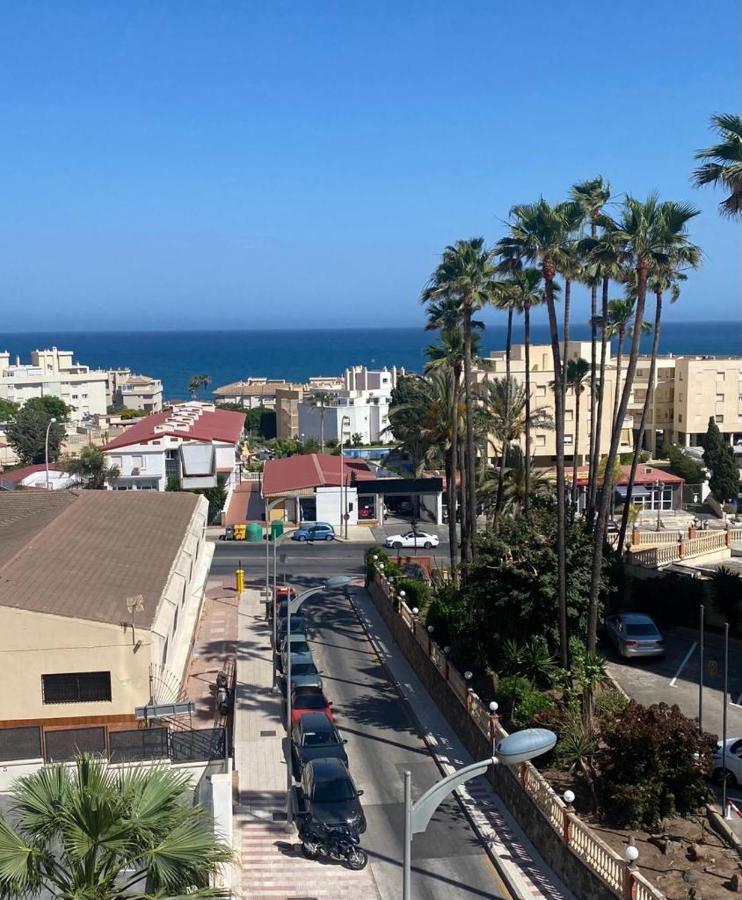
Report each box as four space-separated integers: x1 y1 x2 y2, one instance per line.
711 566 742 632
496 676 554 729
496 637 557 688
598 701 714 830
396 577 431 613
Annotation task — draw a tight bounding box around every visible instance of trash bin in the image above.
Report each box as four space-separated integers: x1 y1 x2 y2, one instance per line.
271 520 284 542
246 523 263 542
233 523 246 541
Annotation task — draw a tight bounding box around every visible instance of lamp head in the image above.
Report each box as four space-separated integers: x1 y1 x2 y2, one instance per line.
624 845 639 863
489 701 499 713
563 789 575 805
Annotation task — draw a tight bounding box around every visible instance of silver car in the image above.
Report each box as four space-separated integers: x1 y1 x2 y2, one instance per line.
604 613 664 658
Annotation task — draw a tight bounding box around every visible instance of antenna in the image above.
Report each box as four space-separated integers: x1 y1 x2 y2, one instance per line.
125 594 144 646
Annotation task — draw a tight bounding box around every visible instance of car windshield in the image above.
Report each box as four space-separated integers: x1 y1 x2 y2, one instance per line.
314 777 355 802
295 694 326 710
303 730 338 747
288 642 310 655
625 623 658 637
292 664 317 676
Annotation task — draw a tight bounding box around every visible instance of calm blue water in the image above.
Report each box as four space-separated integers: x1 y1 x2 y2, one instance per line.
2 322 740 400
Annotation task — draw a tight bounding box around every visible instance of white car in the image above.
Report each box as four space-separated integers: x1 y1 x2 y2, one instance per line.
710 737 742 786
385 530 439 550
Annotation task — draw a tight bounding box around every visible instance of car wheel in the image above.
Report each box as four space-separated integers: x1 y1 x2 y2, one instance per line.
423 541 432 549
712 767 738 787
297 535 306 542
327 535 334 541
392 541 402 549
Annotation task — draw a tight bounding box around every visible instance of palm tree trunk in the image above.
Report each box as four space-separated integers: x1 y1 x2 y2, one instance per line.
448 369 460 575
505 307 513 384
562 278 572 392
524 302 532 514
463 301 477 559
612 330 624 435
588 276 609 521
319 407 325 453
458 437 468 559
587 272 598 515
495 440 507 514
618 290 663 550
572 388 581 513
544 273 569 669
588 261 650 652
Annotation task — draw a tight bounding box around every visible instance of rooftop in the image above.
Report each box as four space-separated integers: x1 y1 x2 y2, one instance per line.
262 453 375 496
568 464 685 487
213 379 302 397
104 402 244 450
0 491 201 626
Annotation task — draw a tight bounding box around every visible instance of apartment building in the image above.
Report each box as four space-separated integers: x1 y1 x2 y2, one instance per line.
0 348 108 422
108 369 164 413
212 377 303 409
483 342 742 466
104 402 245 492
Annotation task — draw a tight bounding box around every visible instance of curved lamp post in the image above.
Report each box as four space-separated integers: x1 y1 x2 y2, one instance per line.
45 417 57 490
402 727 557 900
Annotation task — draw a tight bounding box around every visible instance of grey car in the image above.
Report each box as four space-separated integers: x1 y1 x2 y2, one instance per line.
604 613 664 658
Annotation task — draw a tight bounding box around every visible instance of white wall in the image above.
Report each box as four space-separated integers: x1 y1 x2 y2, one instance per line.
105 446 166 490
315 486 358 527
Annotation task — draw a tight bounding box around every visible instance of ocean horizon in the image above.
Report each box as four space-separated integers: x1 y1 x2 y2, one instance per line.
2 321 740 401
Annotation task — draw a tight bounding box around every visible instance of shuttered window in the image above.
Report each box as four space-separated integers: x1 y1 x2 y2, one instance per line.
42 672 112 704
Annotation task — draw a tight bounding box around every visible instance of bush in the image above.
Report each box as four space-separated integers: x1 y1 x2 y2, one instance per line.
496 637 558 688
711 566 742 632
396 577 431 613
496 676 554 729
598 701 714 830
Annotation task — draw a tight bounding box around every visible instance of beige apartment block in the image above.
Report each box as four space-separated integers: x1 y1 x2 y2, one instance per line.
482 342 742 465
275 385 304 439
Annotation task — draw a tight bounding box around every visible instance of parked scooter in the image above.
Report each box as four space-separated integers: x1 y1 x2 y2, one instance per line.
216 669 232 715
296 816 367 870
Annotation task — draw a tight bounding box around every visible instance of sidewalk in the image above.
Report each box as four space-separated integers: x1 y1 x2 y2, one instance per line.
350 584 575 900
234 586 381 899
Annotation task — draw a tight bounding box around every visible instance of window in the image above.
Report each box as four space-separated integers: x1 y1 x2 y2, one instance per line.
564 435 573 446
716 414 724 424
130 455 144 470
537 435 546 447
717 372 726 381
679 414 683 423
42 672 111 705
717 394 725 402
536 385 546 398
565 409 574 422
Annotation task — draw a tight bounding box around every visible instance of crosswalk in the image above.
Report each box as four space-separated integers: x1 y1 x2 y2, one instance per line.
236 793 381 900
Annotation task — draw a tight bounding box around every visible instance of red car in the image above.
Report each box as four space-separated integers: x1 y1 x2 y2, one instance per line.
276 585 297 601
290 686 334 725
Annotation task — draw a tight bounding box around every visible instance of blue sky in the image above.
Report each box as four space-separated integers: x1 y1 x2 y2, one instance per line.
0 0 738 331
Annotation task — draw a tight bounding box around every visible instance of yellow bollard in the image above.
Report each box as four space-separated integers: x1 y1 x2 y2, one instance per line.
235 562 245 594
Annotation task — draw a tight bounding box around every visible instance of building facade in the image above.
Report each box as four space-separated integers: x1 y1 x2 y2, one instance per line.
114 373 164 413
0 348 108 423
212 377 304 409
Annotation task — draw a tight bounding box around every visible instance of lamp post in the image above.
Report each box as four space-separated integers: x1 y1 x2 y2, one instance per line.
653 479 664 530
339 414 351 539
45 417 58 489
402 728 556 900
285 575 351 831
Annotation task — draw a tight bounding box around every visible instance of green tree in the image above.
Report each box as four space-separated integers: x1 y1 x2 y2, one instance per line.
664 444 706 483
197 472 228 522
351 432 363 447
422 238 497 562
711 566 742 632
308 390 335 452
63 445 120 489
703 415 724 470
25 396 72 421
6 407 66 465
119 407 148 419
188 374 211 399
0 399 19 422
709 443 739 503
244 407 277 439
0 755 232 898
693 113 742 218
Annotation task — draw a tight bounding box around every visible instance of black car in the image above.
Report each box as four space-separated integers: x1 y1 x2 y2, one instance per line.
298 757 366 833
291 712 347 779
277 614 306 646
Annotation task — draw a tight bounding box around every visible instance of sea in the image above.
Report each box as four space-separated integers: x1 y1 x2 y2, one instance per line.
2 322 740 401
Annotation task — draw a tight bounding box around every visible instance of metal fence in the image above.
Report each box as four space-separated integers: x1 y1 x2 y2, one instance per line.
109 727 169 763
44 726 107 763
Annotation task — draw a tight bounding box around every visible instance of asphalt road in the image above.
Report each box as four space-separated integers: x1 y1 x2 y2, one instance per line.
211 539 371 581
294 579 508 899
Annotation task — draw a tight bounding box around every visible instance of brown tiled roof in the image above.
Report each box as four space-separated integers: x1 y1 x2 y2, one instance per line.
0 491 200 627
262 453 375 495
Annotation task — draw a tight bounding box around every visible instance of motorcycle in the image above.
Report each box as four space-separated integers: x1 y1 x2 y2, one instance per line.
297 816 368 870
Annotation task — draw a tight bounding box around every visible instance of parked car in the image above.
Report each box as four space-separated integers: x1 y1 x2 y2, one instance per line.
603 612 664 658
280 636 313 672
291 685 334 725
275 585 297 601
292 523 336 542
385 530 439 550
296 757 366 832
277 614 307 646
710 737 742 786
282 655 323 694
291 712 348 779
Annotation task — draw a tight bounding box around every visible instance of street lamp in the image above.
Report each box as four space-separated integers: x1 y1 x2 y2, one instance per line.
402 728 557 900
45 417 58 490
624 845 639 868
285 575 351 831
339 414 351 540
653 479 664 530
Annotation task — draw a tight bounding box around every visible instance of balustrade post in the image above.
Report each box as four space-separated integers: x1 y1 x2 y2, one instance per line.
562 807 572 845
631 527 639 546
623 864 636 899
466 686 473 713
678 539 685 559
689 525 696 539
725 528 731 547
520 763 528 788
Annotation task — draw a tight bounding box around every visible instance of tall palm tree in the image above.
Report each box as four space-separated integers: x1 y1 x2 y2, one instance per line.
0 755 232 898
188 374 211 399
308 390 335 452
562 358 590 513
571 178 612 512
693 113 742 218
422 238 496 561
587 195 700 652
497 199 573 667
617 239 701 547
604 297 640 430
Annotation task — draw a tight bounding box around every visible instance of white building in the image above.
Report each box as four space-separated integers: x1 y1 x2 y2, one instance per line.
104 402 245 493
114 373 164 413
297 366 404 445
0 348 108 423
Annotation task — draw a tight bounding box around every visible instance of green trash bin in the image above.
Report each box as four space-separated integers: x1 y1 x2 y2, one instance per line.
246 522 263 543
270 520 284 542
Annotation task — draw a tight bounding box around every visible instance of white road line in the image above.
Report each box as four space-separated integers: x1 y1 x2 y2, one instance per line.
669 641 697 687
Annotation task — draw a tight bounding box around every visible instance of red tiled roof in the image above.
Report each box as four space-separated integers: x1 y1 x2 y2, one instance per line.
104 404 245 450
262 453 375 496
0 463 66 484
569 464 684 488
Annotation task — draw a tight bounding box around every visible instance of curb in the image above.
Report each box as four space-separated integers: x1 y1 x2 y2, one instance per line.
346 584 526 900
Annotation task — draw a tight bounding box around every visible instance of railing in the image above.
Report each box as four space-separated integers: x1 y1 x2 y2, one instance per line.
240 471 262 483
631 530 682 546
656 543 682 564
728 527 742 542
683 531 726 559
372 566 665 899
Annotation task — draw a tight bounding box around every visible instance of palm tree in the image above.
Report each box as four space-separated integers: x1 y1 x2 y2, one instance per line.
188 374 211 399
308 390 336 452
422 238 496 561
0 755 232 898
498 199 574 667
604 297 640 430
564 358 591 513
571 178 612 511
63 445 120 489
693 113 742 218
499 446 553 514
617 238 701 547
587 195 700 652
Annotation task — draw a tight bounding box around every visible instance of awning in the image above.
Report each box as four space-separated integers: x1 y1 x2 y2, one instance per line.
615 484 653 498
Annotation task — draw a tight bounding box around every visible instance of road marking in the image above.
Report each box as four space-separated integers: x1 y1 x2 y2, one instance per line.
669 641 697 687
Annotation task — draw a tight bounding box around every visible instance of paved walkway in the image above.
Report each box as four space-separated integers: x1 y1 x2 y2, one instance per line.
225 482 265 526
234 586 381 898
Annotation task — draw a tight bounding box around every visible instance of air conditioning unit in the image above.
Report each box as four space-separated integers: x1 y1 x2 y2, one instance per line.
131 467 140 476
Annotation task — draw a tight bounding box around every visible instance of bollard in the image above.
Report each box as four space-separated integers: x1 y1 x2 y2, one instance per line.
235 561 245 594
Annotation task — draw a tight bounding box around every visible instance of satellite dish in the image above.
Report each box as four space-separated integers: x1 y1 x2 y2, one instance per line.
495 728 557 765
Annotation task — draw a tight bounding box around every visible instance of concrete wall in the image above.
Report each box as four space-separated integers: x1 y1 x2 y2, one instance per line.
106 447 166 489
315 486 358 527
367 576 621 900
